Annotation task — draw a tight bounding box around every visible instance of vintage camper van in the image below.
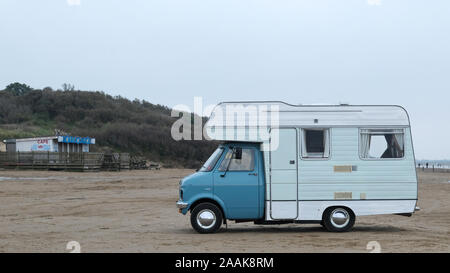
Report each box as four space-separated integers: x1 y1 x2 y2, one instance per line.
176 102 419 233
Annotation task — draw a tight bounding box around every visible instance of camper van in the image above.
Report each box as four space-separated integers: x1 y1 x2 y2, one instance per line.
176 102 419 233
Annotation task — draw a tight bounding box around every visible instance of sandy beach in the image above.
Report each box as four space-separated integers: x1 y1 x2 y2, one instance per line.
0 169 448 253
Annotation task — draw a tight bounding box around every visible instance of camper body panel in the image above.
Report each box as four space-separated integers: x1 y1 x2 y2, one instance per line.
265 128 417 200
264 126 417 221
265 200 417 221
298 127 416 200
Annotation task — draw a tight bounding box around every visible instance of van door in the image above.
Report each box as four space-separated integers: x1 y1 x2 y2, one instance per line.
269 128 299 220
213 147 259 219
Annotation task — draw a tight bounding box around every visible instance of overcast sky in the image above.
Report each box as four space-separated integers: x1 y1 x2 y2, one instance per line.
0 0 449 159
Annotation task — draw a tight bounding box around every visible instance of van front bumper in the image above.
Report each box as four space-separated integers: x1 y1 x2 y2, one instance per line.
176 200 188 209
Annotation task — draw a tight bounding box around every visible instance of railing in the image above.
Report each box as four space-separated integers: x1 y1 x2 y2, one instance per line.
416 166 450 173
0 152 130 171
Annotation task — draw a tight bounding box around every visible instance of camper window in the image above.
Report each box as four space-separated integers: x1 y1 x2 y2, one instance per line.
360 129 404 159
301 129 330 158
219 148 255 171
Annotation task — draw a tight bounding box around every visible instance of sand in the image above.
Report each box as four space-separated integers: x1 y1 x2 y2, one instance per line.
0 169 448 253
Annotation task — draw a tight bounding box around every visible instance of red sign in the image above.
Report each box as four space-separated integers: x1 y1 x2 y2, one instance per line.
37 139 49 144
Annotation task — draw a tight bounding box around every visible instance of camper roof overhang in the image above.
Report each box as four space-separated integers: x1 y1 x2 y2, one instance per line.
204 101 410 142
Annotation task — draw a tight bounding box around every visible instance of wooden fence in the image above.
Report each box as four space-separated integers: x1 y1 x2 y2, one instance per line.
0 152 130 171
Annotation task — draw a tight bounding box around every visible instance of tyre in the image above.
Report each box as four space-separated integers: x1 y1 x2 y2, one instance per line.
190 202 223 234
322 207 355 232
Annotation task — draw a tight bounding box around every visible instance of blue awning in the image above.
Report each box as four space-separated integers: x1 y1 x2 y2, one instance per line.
57 136 95 145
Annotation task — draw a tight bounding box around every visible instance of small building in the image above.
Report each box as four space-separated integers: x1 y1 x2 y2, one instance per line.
0 142 6 152
3 136 95 153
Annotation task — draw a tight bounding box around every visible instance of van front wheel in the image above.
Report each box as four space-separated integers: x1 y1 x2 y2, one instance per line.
190 203 223 234
322 207 355 232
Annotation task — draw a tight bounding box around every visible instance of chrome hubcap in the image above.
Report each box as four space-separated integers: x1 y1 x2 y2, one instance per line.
330 208 350 228
196 209 216 229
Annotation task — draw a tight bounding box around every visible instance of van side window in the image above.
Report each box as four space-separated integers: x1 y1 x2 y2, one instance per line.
219 148 255 171
301 129 330 158
360 129 404 159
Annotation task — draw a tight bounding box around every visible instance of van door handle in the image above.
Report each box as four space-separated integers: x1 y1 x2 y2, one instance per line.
248 173 257 176
289 160 295 164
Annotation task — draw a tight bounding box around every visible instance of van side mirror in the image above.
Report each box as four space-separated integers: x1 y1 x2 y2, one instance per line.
234 147 242 160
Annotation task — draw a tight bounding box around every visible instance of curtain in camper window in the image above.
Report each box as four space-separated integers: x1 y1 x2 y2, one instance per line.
389 133 404 158
323 131 330 158
360 133 371 158
394 133 404 154
360 129 404 159
301 132 308 158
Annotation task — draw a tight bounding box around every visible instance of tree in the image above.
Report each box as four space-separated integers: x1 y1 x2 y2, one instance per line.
4 82 33 96
62 83 75 91
0 83 217 167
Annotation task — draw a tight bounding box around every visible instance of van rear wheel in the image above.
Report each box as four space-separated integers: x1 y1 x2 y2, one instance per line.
190 203 223 234
322 207 355 232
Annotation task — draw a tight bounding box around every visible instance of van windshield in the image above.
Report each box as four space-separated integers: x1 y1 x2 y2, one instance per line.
199 147 224 172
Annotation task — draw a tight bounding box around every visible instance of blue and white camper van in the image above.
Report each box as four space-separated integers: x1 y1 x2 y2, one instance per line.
176 102 419 233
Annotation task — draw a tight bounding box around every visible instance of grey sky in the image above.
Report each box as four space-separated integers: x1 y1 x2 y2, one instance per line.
0 0 449 159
